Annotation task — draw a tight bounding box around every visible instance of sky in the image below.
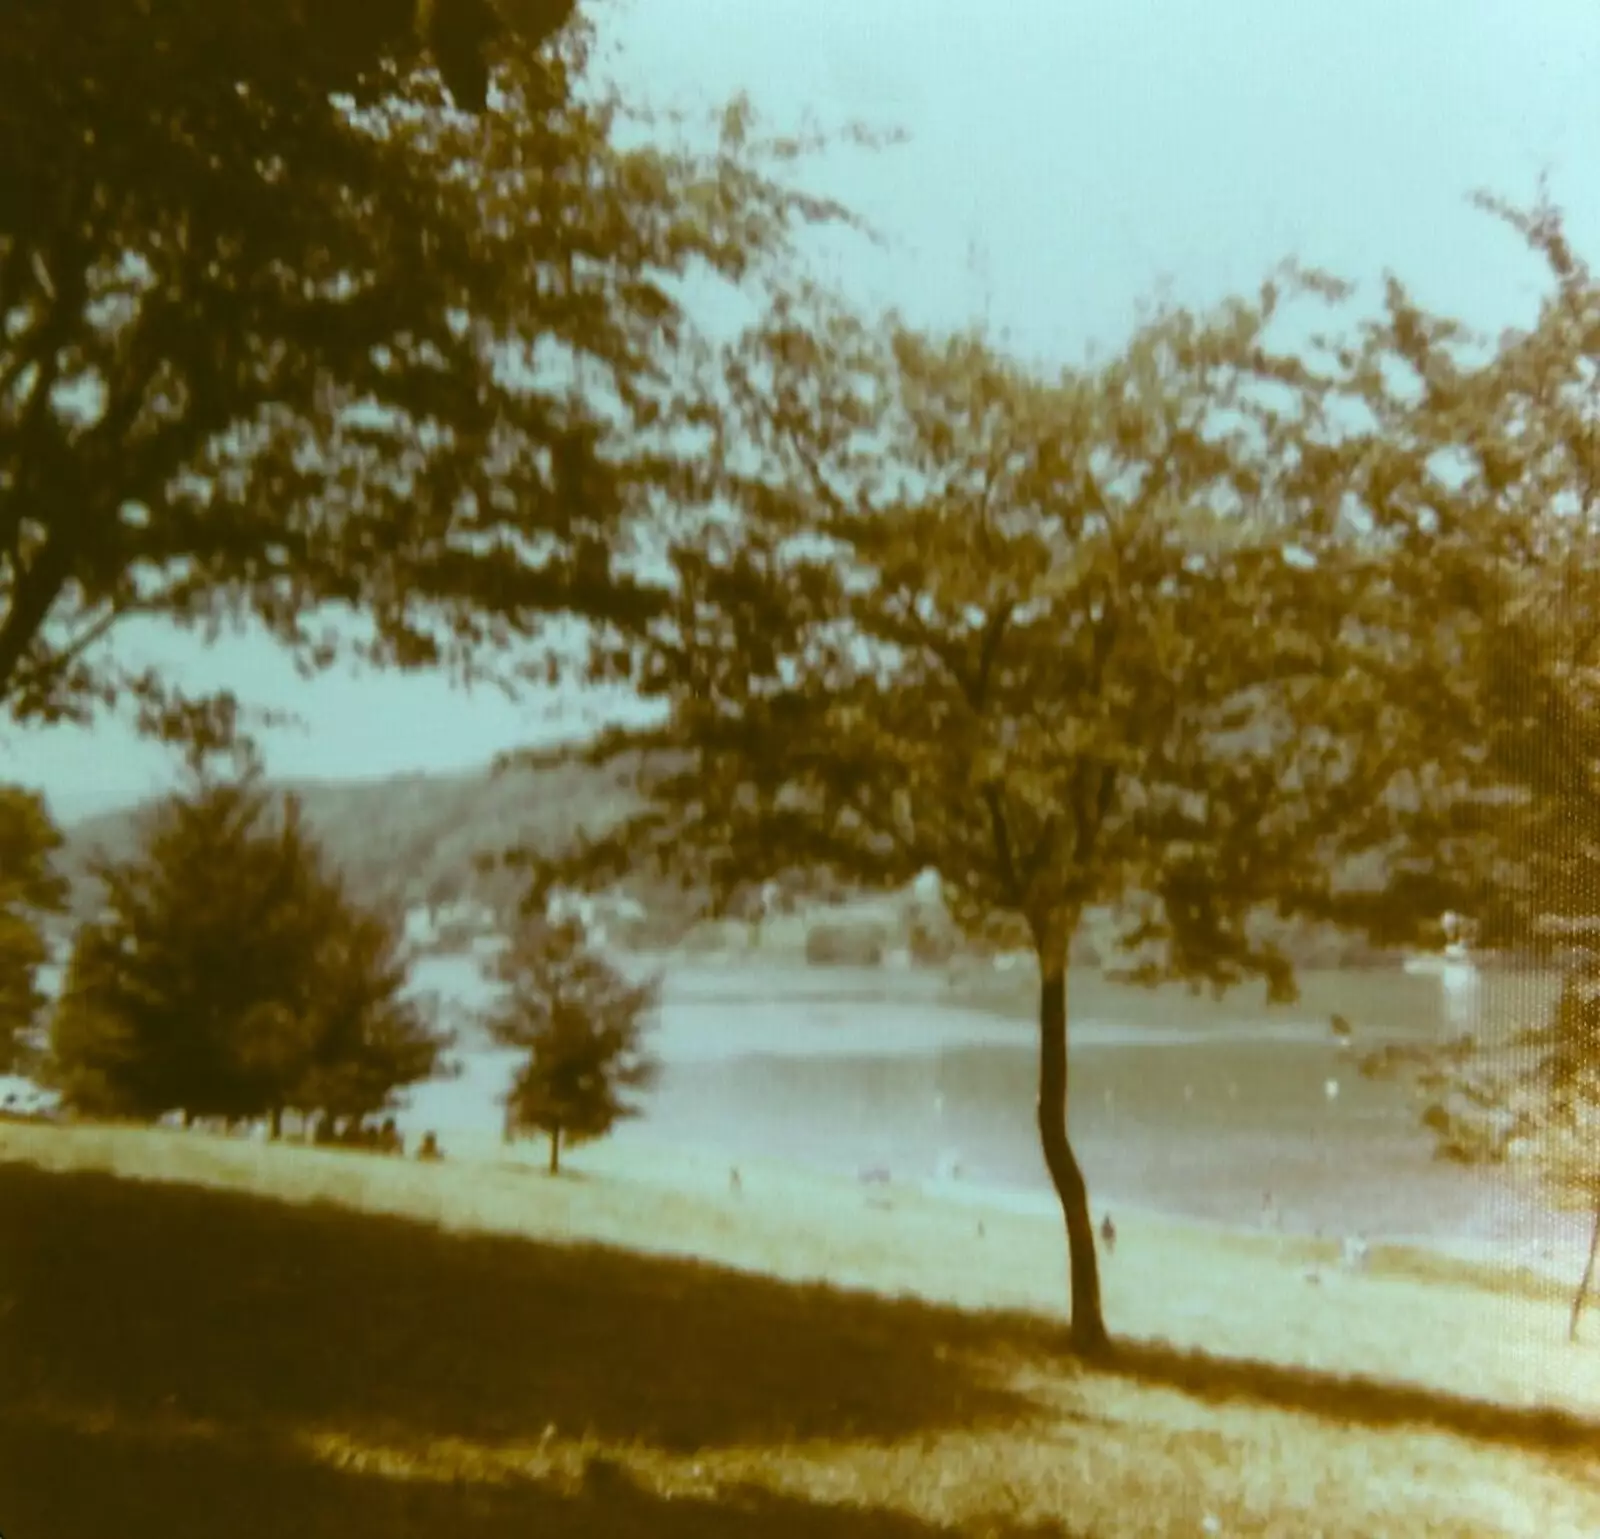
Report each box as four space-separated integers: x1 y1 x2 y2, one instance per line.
5 0 1599 822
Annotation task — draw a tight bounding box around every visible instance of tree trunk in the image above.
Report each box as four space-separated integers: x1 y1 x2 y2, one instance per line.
1570 1194 1600 1343
182 1108 194 1130
548 1126 561 1176
269 1106 283 1142
1034 916 1109 1356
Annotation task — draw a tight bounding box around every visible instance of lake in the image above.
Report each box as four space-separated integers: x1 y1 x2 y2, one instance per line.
401 957 1588 1269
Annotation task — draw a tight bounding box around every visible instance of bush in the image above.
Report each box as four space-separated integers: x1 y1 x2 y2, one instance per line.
804 919 888 968
905 908 958 966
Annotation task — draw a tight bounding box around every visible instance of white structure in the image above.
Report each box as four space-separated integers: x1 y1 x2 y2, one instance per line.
1402 911 1482 1039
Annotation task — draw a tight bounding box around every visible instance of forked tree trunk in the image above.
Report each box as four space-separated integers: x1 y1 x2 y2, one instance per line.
1035 919 1109 1356
548 1126 562 1176
1570 1194 1600 1343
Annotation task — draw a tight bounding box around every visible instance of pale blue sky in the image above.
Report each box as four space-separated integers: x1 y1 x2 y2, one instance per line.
6 0 1598 821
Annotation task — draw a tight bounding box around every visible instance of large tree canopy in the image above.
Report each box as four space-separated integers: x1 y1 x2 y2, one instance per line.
0 2 859 743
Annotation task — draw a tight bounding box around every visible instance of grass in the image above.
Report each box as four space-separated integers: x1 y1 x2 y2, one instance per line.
2 1122 1599 1537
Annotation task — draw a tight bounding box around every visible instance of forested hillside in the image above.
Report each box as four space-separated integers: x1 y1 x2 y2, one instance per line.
53 754 1402 970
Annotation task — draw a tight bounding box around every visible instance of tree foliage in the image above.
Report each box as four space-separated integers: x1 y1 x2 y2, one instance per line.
484 913 659 1173
0 782 68 1071
1304 190 1600 954
46 766 446 1126
0 2 862 743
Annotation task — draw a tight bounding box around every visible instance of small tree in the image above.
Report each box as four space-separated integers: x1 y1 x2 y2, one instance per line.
485 915 659 1174
0 784 68 1073
46 762 447 1130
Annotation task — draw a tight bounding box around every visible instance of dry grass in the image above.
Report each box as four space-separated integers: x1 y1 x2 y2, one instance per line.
2 1121 1598 1538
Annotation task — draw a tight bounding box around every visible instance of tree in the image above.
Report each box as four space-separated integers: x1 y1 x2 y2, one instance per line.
1324 191 1600 1340
1 5 864 746
46 763 447 1129
1289 189 1600 957
0 783 68 1072
504 278 1417 1354
485 913 659 1173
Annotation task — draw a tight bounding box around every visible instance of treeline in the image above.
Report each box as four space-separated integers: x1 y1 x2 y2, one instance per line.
54 759 1404 972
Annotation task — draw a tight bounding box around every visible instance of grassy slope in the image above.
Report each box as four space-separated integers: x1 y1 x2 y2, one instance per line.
2 1121 1597 1538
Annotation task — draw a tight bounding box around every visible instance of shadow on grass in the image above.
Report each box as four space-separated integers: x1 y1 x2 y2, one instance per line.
0 1163 1051 1457
1099 1338 1600 1464
0 1416 1085 1539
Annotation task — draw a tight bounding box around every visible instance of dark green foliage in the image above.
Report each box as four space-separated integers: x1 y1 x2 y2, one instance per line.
45 766 446 1125
0 2 860 745
0 784 68 1070
1297 190 1600 956
513 273 1434 995
485 916 658 1171
803 918 888 968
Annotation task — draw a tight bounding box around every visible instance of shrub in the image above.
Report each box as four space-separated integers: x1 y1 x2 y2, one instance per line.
804 919 888 967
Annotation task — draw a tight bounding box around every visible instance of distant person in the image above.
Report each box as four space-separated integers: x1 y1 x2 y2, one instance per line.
417 1131 444 1162
728 1165 743 1196
1099 1213 1117 1254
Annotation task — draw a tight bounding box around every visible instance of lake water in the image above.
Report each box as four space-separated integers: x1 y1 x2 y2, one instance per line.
400 957 1590 1270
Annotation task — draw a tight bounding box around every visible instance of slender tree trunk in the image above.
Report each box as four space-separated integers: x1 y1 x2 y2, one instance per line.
548 1126 561 1176
269 1106 283 1142
1570 1194 1600 1343
182 1108 194 1130
1034 916 1109 1356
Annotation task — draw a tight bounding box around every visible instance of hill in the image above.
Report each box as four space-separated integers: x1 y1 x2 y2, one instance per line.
56 752 669 931
53 754 1403 971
